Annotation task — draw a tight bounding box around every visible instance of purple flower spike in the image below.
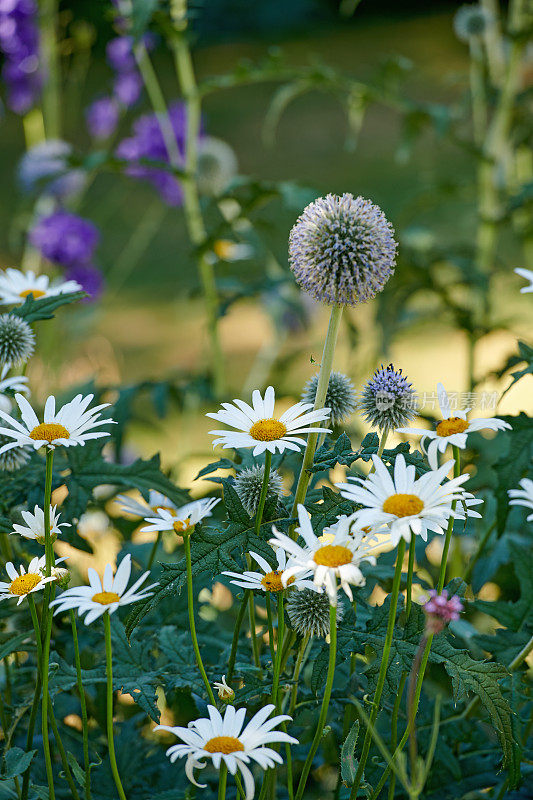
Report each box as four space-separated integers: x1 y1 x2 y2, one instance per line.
86 97 120 140
0 0 42 114
113 70 142 107
106 35 135 72
423 589 464 634
29 211 99 269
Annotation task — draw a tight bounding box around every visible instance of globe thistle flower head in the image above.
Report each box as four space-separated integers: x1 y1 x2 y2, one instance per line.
301 371 357 426
234 464 283 516
0 434 30 471
288 193 397 306
196 136 238 196
0 314 35 367
359 363 417 431
286 588 344 638
423 589 463 634
454 4 493 42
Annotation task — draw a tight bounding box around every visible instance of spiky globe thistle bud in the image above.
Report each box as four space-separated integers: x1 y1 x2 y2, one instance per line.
234 465 284 516
196 136 238 196
0 435 30 471
423 589 463 635
359 363 417 431
301 371 357 426
286 588 344 639
454 4 493 42
0 314 35 367
288 193 397 306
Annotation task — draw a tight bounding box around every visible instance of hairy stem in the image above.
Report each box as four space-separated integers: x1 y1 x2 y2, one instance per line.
184 533 216 704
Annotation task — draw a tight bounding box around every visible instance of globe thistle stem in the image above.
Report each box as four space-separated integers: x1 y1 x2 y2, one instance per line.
226 590 251 684
369 426 389 475
103 612 128 800
291 304 343 526
183 533 216 704
349 538 406 800
288 633 311 716
254 451 272 536
270 593 285 710
294 603 337 800
405 533 416 621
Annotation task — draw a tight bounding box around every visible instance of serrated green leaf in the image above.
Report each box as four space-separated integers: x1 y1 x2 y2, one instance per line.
0 630 33 662
475 541 533 630
2 747 36 779
341 720 360 786
13 291 86 322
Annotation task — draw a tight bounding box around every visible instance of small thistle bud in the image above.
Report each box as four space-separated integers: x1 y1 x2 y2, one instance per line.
423 589 463 635
234 465 284 517
454 4 493 42
286 588 344 639
288 193 397 307
51 567 71 589
196 136 238 196
213 675 235 703
301 371 357 426
0 314 35 367
0 435 30 471
359 363 417 431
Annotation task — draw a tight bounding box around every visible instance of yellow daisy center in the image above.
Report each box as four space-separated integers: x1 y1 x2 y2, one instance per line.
29 423 70 443
152 505 176 515
19 288 46 299
383 493 424 517
92 591 120 605
249 418 287 442
9 573 41 596
204 736 244 754
436 417 469 437
173 518 192 533
313 545 353 568
261 570 295 592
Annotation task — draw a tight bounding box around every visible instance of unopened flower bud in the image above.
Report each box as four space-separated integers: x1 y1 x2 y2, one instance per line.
213 675 234 703
423 589 463 635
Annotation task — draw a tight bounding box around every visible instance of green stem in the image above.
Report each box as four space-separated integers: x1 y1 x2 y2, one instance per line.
388 672 407 800
349 538 406 800
248 588 261 670
436 447 461 594
40 0 61 138
508 633 533 672
183 534 216 704
103 613 127 800
271 594 285 709
463 521 496 584
147 530 162 570
407 637 427 786
227 591 250 683
70 610 91 800
369 427 389 474
265 593 276 667
170 17 224 397
405 534 416 621
134 42 181 166
41 447 55 800
218 762 227 800
469 39 487 147
288 634 311 716
21 674 42 800
294 604 337 800
291 305 343 524
254 451 272 536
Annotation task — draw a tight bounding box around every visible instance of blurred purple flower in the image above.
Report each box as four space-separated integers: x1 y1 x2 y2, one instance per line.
85 97 119 140
423 589 463 634
65 263 104 302
116 102 200 206
29 211 99 268
0 0 42 114
18 140 86 199
113 70 142 107
106 35 135 72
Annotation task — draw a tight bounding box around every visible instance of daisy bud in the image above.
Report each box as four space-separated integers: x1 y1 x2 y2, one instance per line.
234 464 284 517
288 193 397 306
301 371 357 426
453 4 493 42
423 589 463 635
0 314 35 367
213 675 235 703
196 136 238 196
286 588 344 639
51 567 71 589
0 435 31 471
359 363 417 431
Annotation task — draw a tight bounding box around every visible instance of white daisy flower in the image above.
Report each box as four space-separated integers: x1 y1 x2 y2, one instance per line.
0 267 81 305
155 703 298 800
11 504 70 544
0 392 114 454
268 505 377 606
223 547 314 593
141 497 221 535
336 454 482 548
515 268 533 293
0 556 56 605
206 385 331 456
509 478 533 521
213 675 234 702
50 554 158 626
117 490 177 519
396 382 511 469
0 364 30 414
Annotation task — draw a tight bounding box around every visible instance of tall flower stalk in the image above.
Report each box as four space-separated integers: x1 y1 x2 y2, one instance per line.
70 609 91 800
103 612 127 800
41 448 55 800
183 530 216 704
